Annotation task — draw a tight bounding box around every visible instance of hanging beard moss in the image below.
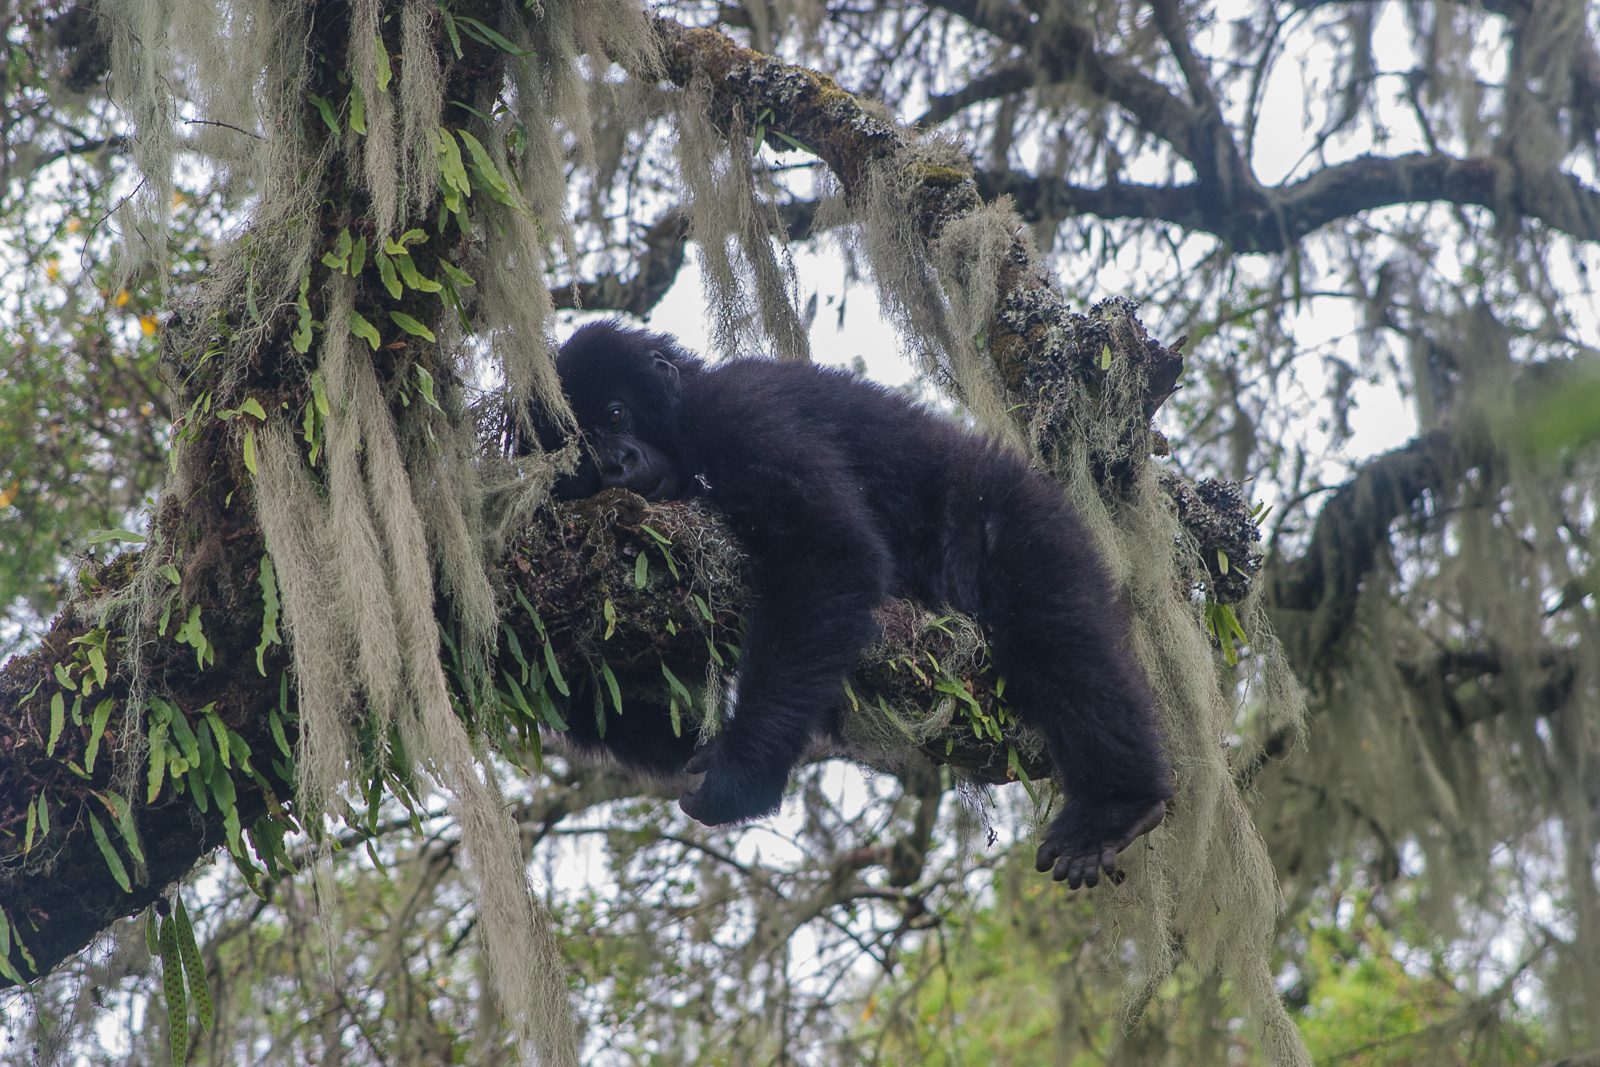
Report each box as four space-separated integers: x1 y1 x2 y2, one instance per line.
1256 306 1600 1038
96 3 662 1063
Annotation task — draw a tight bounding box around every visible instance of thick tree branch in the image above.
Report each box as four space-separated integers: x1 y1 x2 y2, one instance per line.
981 152 1600 249
551 208 688 317
913 60 1034 128
1264 428 1463 673
925 0 1213 168
1262 356 1592 674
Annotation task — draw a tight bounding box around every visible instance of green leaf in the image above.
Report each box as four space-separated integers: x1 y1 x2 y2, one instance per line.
515 587 547 639
47 692 64 756
434 127 471 199
174 897 213 1032
187 766 209 813
412 366 441 411
163 701 201 767
311 370 331 417
256 554 282 676
99 791 145 865
292 269 314 353
348 311 382 351
157 914 188 1063
388 312 436 342
600 659 623 715
453 15 535 56
394 252 443 292
1217 549 1230 575
536 686 566 731
84 698 114 773
237 397 268 421
269 707 293 759
1007 746 1040 805
85 528 147 545
503 672 536 719
456 129 519 207
147 719 170 803
602 597 617 640
0 911 25 986
769 128 815 154
206 709 231 770
542 638 569 697
661 662 694 707
227 730 253 774
437 6 462 58
374 35 393 92
348 82 367 135
438 260 476 288
634 550 649 588
349 234 367 276
87 808 132 892
23 798 37 853
1100 343 1113 370
375 250 402 298
242 425 257 474
307 92 340 143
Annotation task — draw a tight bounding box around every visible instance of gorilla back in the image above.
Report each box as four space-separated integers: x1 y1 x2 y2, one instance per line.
547 321 1171 889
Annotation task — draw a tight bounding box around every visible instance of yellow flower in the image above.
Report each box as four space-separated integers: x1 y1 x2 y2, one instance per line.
45 258 60 282
139 315 159 336
0 483 17 508
114 289 131 308
65 218 81 233
172 190 186 207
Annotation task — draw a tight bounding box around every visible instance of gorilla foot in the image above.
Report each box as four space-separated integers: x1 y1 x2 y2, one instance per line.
1035 799 1167 889
678 746 787 826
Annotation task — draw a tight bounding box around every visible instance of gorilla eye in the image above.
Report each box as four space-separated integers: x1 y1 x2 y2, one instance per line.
604 404 625 426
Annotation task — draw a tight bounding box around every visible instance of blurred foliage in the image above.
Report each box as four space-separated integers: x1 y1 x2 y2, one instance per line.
0 4 240 656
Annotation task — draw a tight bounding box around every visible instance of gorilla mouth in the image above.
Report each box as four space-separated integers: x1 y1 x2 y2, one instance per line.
639 471 671 502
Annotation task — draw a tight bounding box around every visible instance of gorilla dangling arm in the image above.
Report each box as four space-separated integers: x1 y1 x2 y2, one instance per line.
674 419 892 824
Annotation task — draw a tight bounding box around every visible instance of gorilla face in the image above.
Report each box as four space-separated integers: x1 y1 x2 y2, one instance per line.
546 324 694 502
583 390 682 500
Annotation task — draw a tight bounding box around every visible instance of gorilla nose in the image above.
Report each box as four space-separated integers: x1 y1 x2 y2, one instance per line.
599 443 641 486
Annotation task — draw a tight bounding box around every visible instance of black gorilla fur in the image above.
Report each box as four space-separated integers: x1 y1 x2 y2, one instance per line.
543 321 1171 888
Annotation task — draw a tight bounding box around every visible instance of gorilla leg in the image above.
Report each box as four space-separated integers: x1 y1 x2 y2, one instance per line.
561 680 700 776
975 476 1171 888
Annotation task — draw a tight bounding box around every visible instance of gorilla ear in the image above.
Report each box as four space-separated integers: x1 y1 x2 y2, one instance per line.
649 351 679 385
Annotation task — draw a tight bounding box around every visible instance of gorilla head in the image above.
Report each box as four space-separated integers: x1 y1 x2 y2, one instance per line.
550 326 700 501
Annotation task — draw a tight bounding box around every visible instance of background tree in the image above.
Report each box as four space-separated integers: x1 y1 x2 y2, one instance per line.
1 0 1597 1064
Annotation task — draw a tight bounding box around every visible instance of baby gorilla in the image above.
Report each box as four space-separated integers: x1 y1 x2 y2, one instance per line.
545 321 1171 888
